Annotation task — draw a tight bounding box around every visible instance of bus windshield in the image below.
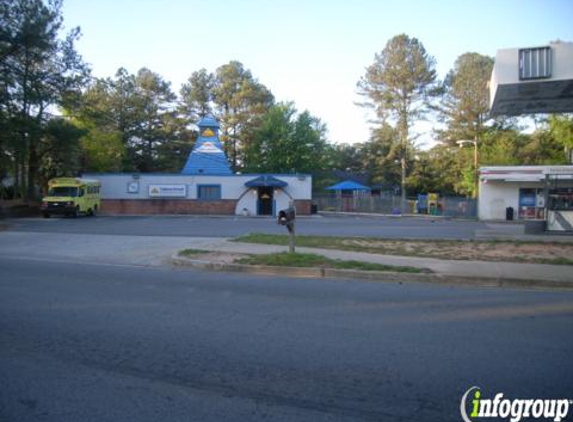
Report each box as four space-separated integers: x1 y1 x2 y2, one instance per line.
47 186 78 197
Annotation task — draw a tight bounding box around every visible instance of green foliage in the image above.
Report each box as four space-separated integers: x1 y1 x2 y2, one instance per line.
244 103 329 177
79 127 124 172
549 114 573 162
128 68 178 172
436 53 494 145
74 67 193 173
358 34 437 124
327 143 365 174
178 248 209 256
179 68 214 121
38 118 85 189
0 0 88 198
212 61 274 170
363 123 402 188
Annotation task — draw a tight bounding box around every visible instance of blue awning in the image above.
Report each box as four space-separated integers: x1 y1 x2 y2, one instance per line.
326 180 370 191
245 175 288 188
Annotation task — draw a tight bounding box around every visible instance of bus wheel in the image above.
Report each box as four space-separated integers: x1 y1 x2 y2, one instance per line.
92 206 97 217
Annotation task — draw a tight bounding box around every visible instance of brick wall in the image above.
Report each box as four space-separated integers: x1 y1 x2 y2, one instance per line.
294 200 312 215
101 199 237 215
101 199 312 215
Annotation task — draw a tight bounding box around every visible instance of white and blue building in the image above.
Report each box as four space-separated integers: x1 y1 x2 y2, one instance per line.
84 116 313 215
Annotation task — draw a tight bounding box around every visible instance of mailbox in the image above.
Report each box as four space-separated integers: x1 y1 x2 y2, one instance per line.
278 207 295 224
278 207 296 232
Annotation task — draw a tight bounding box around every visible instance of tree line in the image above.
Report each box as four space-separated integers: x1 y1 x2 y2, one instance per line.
1 0 571 201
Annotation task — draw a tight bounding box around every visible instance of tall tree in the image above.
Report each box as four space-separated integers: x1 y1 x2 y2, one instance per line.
72 77 126 172
75 68 191 173
179 68 214 122
212 61 274 170
436 52 494 145
358 34 437 210
129 68 177 172
435 52 494 196
0 0 88 198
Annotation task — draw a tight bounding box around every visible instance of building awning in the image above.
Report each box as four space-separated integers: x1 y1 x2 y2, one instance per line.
326 180 371 191
245 175 288 188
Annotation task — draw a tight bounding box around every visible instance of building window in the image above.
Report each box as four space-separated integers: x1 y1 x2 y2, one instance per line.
197 185 221 200
519 46 551 80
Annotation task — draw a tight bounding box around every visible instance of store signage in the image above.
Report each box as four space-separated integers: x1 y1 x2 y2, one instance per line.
195 142 221 154
148 184 187 198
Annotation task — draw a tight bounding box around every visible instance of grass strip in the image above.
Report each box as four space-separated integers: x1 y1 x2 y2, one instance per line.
179 248 210 257
235 252 425 273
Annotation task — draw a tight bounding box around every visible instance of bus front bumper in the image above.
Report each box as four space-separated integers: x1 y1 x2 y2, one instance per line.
41 202 77 215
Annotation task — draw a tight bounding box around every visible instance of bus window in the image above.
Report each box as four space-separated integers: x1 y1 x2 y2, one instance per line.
48 187 78 197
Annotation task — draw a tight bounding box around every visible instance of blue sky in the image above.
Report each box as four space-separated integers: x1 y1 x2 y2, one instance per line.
62 0 573 147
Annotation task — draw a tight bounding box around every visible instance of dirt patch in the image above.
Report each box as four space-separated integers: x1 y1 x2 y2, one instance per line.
341 239 573 264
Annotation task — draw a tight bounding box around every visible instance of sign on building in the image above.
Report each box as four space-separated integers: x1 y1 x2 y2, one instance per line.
148 184 187 198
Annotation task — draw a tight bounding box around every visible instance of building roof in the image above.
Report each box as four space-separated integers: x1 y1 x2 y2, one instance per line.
197 114 220 129
181 115 232 175
326 180 371 191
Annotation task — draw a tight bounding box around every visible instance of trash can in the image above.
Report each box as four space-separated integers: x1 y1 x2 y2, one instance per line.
506 206 514 221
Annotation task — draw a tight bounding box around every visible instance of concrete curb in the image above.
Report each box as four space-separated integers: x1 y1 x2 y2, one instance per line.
171 255 573 290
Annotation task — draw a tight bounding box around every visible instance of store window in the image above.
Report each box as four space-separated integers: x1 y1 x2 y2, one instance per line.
548 187 573 211
197 185 221 200
518 188 545 220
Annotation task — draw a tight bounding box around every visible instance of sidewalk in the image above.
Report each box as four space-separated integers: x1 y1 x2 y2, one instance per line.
179 238 573 288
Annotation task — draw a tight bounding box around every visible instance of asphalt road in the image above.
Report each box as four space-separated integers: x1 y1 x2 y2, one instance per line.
1 257 572 422
6 215 502 239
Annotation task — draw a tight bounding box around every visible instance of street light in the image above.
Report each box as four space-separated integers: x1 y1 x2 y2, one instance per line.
456 138 478 198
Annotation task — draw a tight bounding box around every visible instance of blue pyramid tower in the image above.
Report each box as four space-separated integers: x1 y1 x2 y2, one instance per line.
181 115 232 175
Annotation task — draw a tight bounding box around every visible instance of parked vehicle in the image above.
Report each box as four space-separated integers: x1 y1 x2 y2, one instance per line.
40 178 101 218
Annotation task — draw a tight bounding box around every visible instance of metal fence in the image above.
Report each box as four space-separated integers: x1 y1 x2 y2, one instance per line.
314 194 477 218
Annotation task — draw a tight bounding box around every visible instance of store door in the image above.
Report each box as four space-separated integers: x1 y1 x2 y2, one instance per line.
257 187 274 215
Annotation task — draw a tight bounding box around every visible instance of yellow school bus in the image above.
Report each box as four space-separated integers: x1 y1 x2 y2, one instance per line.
41 177 101 218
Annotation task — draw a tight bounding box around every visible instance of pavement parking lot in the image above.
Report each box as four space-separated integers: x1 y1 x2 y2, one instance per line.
4 214 522 240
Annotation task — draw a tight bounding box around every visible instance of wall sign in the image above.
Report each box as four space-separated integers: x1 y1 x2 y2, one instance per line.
127 181 139 193
148 184 187 198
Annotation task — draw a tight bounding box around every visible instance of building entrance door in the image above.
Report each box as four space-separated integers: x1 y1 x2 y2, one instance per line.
257 187 274 215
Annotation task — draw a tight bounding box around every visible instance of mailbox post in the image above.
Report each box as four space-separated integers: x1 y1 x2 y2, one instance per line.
278 204 296 253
